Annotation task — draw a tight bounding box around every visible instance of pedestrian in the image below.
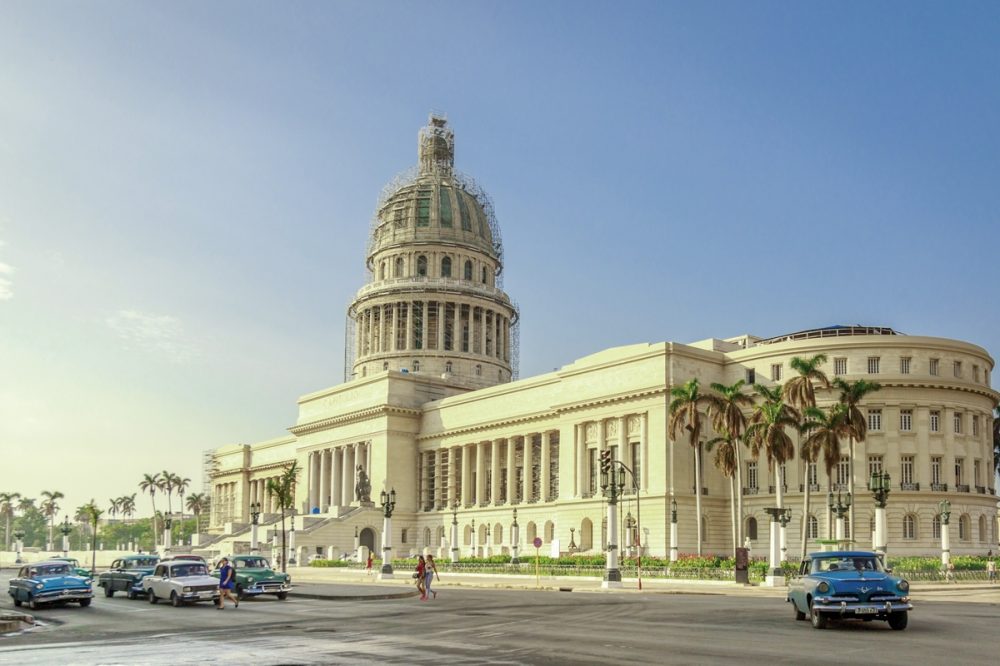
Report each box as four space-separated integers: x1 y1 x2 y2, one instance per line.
217 557 238 609
987 553 996 584
946 560 956 583
415 555 426 600
366 553 374 577
425 554 440 600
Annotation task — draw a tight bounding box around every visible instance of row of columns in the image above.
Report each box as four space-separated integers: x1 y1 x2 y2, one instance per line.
246 475 285 515
356 299 511 362
212 482 237 524
574 414 647 498
306 442 371 513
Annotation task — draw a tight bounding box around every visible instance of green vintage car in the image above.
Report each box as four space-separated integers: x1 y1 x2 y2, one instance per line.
52 557 94 579
216 555 292 600
97 555 161 599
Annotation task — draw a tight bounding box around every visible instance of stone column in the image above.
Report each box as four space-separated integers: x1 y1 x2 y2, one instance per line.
576 423 586 497
332 448 343 510
476 442 486 505
461 445 472 506
480 309 488 358
309 451 320 512
405 302 413 351
346 445 357 504
321 449 332 512
523 433 534 502
453 301 461 352
490 439 502 505
437 302 445 351
341 446 353 506
506 438 517 503
541 431 551 502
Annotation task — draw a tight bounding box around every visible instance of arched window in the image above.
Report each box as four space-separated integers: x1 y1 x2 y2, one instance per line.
903 514 916 540
475 364 482 376
979 515 987 542
424 527 432 547
959 514 970 541
527 522 537 543
807 515 818 539
445 361 452 373
417 255 428 276
544 521 555 542
401 529 408 544
493 523 503 545
464 260 473 280
441 256 452 278
379 262 386 280
394 257 403 277
464 525 473 546
412 360 420 372
746 517 758 541
932 515 941 539
383 362 389 371
361 367 366 377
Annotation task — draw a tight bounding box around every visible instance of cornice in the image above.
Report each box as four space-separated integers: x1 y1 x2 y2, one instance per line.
289 405 421 436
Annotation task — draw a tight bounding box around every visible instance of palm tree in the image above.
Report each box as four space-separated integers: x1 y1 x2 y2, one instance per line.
784 354 830 411
175 477 191 519
108 497 121 521
706 430 739 557
833 377 881 542
139 473 161 546
80 500 103 577
746 388 799 561
40 490 64 551
186 493 208 532
160 471 176 515
266 462 300 572
668 378 711 555
706 380 754 550
801 404 849 552
0 492 21 550
74 504 90 550
121 494 137 522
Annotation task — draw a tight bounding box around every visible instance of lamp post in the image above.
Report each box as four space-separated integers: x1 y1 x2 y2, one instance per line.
353 525 360 555
777 509 791 562
870 471 891 555
511 508 520 564
60 516 72 557
763 507 790 586
163 514 174 552
469 518 476 558
828 490 852 542
288 509 297 566
250 501 261 553
379 488 396 578
568 527 577 553
939 499 951 568
14 529 25 564
450 504 460 563
670 497 679 562
600 450 626 588
625 511 636 558
485 523 492 557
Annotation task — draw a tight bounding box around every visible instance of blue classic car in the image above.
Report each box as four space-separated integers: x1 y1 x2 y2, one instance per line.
787 551 912 630
8 560 94 609
97 555 160 599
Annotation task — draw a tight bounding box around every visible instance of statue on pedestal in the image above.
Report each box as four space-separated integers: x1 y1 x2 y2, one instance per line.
355 466 372 504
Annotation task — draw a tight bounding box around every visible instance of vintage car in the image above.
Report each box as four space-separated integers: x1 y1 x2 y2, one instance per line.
215 555 292 600
52 557 93 579
8 560 94 609
97 554 160 599
142 559 220 607
787 550 912 630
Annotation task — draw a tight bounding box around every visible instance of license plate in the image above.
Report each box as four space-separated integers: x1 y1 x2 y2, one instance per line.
855 607 877 614
199 592 213 598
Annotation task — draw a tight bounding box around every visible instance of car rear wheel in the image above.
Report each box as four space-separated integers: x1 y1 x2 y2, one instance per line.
809 601 827 629
170 591 181 607
79 598 91 607
104 585 114 598
887 611 908 631
147 590 157 604
13 597 22 607
236 585 245 601
277 592 288 600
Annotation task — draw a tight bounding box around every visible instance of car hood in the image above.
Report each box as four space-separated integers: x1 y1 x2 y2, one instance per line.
818 571 896 585
167 575 220 586
239 568 286 580
31 575 91 589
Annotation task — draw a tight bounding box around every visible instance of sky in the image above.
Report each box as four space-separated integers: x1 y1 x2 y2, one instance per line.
1 1 998 519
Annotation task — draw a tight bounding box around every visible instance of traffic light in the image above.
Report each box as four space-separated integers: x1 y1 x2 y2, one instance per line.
599 449 612 474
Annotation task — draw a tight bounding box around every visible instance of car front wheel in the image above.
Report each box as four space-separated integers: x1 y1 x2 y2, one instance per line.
887 611 908 631
170 591 182 607
147 590 157 604
79 598 91 607
809 601 827 629
277 592 288 600
27 596 38 611
793 601 806 622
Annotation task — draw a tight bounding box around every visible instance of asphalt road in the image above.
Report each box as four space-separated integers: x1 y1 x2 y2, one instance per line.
2 575 999 665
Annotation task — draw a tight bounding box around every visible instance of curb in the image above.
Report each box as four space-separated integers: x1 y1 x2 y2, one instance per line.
292 589 421 602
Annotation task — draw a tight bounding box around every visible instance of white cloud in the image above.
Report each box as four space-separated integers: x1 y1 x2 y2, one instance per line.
106 309 197 363
0 260 13 301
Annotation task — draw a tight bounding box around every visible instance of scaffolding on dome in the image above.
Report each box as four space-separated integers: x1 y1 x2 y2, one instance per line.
343 312 357 383
509 298 521 381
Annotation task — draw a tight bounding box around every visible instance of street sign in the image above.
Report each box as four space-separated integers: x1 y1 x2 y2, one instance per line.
533 537 542 548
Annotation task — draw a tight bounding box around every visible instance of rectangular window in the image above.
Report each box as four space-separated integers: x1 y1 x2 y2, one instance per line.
745 368 755 385
807 462 818 486
931 457 942 485
953 360 962 377
416 190 431 227
836 456 850 486
955 458 964 485
834 357 847 375
930 411 940 432
747 461 758 490
438 187 453 227
770 363 782 381
953 412 962 434
929 358 939 376
974 459 981 485
630 441 640 491
868 455 883 478
973 364 980 382
901 456 914 485
900 357 911 374
899 409 912 432
867 409 882 432
868 356 880 374
972 415 979 436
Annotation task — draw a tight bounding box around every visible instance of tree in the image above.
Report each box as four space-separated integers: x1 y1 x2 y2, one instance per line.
80 500 103 576
706 380 755 552
669 378 711 555
13 501 47 549
175 477 191 517
746 387 800 541
186 493 208 532
139 473 161 547
801 403 849 552
121 494 137 523
783 354 830 412
40 490 65 550
0 492 21 550
266 462 300 572
705 430 739 557
833 378 881 542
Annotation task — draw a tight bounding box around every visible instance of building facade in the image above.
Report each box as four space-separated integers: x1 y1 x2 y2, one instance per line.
207 117 999 562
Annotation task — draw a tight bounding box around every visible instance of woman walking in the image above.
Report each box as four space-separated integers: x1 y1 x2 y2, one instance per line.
415 555 426 600
217 557 238 609
425 554 440 600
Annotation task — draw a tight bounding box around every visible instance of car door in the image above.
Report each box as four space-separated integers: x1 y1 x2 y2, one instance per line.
11 567 25 601
107 560 121 590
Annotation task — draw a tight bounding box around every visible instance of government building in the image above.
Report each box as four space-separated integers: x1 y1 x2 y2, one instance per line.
205 115 999 564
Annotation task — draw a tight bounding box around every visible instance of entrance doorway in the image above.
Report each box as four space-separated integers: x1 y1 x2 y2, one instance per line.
360 527 376 552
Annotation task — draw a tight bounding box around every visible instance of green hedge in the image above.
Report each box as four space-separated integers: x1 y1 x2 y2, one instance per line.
309 559 355 567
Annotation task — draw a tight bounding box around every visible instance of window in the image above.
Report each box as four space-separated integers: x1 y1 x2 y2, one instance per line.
973 364 980 382
953 361 962 378
747 461 758 490
630 441 641 490
463 260 473 281
867 455 883 479
954 458 964 485
412 360 420 372
807 462 818 486
481 267 488 283
901 456 914 485
588 449 598 494
929 358 939 376
973 459 981 485
867 409 882 432
745 368 755 385
746 517 758 541
771 363 782 381
439 187 453 227
445 361 452 373
899 409 912 432
475 364 482 376
979 515 987 542
972 415 979 436
383 361 389 371
379 262 386 280
903 515 916 540
401 528 408 543
807 515 819 539
899 357 911 374
932 515 941 539
834 357 847 375
836 456 849 486
867 357 880 374
416 190 431 226
394 257 403 277
417 255 428 277
930 410 940 432
931 456 942 485
844 514 851 539
441 257 452 278
959 515 970 541
953 412 962 434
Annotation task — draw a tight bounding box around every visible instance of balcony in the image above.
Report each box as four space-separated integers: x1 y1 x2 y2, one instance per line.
692 487 709 496
768 485 788 494
931 483 948 492
799 484 821 492
975 485 986 494
582 490 595 499
956 484 970 493
900 482 920 491
478 501 490 508
830 483 849 491
742 487 760 496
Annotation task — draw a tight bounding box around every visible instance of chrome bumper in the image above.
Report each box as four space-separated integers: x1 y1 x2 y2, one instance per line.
36 589 94 602
244 583 292 595
813 598 913 615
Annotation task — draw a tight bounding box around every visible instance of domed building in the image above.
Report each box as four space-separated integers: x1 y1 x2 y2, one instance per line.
204 116 999 570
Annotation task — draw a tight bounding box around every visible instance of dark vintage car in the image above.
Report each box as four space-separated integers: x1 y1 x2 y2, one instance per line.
8 560 94 609
215 555 292 600
97 555 160 599
787 550 912 630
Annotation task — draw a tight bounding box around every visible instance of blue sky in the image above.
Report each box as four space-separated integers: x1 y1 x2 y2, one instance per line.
1 1 997 516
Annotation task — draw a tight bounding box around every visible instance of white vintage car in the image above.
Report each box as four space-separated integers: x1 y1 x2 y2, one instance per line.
142 560 220 607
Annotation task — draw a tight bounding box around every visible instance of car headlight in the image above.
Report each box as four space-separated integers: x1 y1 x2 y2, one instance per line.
246 577 255 584
183 587 192 593
897 580 909 592
35 583 44 590
816 581 830 594
284 575 291 583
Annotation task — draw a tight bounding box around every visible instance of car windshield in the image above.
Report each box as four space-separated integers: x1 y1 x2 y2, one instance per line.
32 564 71 577
236 558 270 569
128 558 158 568
172 564 208 577
812 556 884 573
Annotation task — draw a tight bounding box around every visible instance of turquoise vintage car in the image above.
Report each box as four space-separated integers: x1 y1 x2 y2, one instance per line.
52 557 93 579
97 555 160 599
8 560 94 609
787 551 912 630
214 555 292 600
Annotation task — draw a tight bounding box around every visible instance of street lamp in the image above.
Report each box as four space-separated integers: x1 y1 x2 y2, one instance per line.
250 502 261 553
870 471 891 555
511 507 520 565
599 450 626 588
777 508 792 562
450 503 460 563
763 507 791 586
163 513 174 552
379 488 396 578
828 490 852 541
669 497 679 562
625 511 636 558
13 529 25 564
469 517 477 558
939 499 951 568
60 516 72 557
485 523 492 557
288 509 297 566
